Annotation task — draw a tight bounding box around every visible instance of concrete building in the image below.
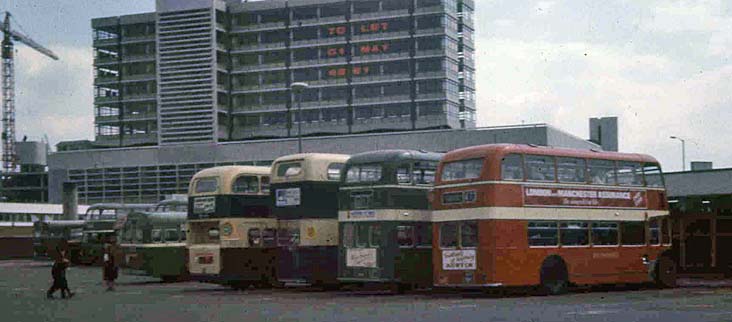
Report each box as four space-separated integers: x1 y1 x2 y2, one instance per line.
0 141 49 203
46 0 611 204
589 116 618 152
91 0 476 147
49 124 600 204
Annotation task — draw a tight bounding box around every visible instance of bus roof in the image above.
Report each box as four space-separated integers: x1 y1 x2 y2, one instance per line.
346 149 443 165
189 165 271 195
271 153 350 183
441 144 660 164
39 220 86 228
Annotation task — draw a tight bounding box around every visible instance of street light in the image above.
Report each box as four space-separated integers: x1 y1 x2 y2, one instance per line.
669 136 686 171
291 82 309 153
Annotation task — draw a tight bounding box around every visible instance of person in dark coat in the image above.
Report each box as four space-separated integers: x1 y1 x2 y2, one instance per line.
47 249 74 299
102 243 118 291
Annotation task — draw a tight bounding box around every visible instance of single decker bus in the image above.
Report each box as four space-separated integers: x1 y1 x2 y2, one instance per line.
432 144 674 294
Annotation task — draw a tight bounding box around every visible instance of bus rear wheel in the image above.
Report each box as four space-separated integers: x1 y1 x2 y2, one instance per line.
540 256 569 295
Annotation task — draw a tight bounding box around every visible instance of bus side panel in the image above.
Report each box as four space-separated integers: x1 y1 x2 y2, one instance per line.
147 246 188 279
395 247 432 287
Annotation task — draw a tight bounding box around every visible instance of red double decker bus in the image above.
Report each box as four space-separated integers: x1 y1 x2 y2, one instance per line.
432 144 675 294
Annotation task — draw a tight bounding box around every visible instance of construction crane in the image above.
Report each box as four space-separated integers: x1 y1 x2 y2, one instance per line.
1 12 59 174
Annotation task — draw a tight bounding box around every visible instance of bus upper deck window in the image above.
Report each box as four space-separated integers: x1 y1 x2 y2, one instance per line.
327 163 344 181
557 157 587 183
233 175 259 194
589 159 617 185
643 163 664 187
397 167 411 184
165 229 179 242
261 176 270 194
525 155 556 182
413 161 437 185
277 162 302 177
439 222 458 248
501 154 524 181
441 159 483 181
617 162 643 186
195 178 218 193
152 229 162 243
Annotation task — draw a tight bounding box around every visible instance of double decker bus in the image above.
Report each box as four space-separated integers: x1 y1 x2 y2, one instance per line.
271 153 349 287
186 166 273 288
78 203 154 265
118 211 188 281
338 150 441 291
432 144 674 294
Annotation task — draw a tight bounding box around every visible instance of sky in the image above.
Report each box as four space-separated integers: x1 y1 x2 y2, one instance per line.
1 0 731 172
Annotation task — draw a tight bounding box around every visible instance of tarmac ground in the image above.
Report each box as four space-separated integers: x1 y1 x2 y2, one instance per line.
3 259 732 322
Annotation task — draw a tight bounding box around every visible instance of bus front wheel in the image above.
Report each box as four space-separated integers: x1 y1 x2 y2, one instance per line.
540 256 569 295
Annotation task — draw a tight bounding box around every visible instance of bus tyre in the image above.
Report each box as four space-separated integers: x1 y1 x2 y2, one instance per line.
540 256 569 295
654 255 677 288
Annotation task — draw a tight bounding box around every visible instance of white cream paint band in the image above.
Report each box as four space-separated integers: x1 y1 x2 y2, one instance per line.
338 209 433 222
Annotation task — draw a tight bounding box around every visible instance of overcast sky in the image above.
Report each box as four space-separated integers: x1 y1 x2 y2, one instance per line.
1 0 731 171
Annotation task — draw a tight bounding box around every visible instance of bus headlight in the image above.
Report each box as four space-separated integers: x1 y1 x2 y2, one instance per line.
641 254 649 265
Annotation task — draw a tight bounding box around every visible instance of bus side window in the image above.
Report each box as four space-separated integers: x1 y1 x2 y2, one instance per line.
617 162 644 186
356 224 369 247
649 219 661 245
261 176 270 194
528 222 558 246
621 221 646 245
439 223 458 248
152 229 162 243
501 154 524 181
557 157 587 183
591 222 618 245
661 218 671 245
560 222 589 246
248 228 262 247
233 176 259 194
327 163 344 181
643 163 664 187
413 161 437 185
525 155 556 182
342 223 354 248
262 229 277 247
370 225 383 248
417 223 433 247
589 159 617 185
397 166 411 185
397 225 415 248
460 222 478 247
165 229 179 243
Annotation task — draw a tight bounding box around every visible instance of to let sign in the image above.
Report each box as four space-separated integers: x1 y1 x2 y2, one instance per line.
442 249 476 270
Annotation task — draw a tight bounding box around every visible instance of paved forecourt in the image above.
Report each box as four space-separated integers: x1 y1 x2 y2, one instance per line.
2 260 732 322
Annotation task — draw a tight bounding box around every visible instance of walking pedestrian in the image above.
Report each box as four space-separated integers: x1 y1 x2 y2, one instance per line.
46 249 74 299
102 243 118 291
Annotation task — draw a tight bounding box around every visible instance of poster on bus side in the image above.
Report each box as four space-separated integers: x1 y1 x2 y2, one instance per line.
346 248 377 268
523 186 647 209
442 249 476 270
276 188 301 207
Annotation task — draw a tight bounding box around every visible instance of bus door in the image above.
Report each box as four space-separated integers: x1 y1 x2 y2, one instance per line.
395 223 433 285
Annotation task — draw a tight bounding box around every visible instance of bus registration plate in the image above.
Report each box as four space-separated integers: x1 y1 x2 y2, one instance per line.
442 250 476 270
346 248 377 268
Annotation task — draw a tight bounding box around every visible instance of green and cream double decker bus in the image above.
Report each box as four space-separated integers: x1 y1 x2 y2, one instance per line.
118 211 188 281
187 166 274 288
272 153 349 287
338 150 442 291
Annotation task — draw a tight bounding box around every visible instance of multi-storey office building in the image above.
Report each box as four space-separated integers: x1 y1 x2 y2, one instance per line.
91 0 475 146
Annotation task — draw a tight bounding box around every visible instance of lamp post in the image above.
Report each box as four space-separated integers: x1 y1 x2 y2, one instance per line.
669 136 686 171
291 82 309 153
